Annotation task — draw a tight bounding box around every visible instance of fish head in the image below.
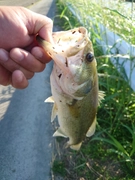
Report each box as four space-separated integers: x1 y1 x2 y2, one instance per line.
36 27 97 99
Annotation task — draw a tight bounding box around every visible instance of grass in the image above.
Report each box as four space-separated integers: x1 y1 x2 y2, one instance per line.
62 0 135 45
51 0 135 179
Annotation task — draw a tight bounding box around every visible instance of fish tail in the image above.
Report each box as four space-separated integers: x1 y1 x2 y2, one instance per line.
65 141 82 151
70 142 82 151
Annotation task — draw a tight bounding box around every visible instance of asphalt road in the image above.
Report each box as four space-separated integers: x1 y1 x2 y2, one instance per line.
0 0 39 7
0 0 57 180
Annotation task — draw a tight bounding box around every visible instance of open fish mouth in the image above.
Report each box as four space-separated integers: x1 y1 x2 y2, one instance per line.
36 27 89 72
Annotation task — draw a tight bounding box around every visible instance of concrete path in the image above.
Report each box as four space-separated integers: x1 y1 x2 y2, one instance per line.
0 0 57 179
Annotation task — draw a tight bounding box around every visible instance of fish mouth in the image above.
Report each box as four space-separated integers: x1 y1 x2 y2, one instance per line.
36 27 89 72
51 27 89 57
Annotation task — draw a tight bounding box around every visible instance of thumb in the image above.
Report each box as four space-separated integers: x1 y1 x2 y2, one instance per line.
31 12 54 44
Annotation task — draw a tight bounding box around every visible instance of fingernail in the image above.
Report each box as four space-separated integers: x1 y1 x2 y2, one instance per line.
0 49 8 61
11 49 24 61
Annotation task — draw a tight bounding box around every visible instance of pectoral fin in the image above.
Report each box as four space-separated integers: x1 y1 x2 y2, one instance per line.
45 96 54 103
86 118 96 137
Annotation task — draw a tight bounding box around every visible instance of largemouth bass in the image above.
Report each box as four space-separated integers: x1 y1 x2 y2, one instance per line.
36 27 104 150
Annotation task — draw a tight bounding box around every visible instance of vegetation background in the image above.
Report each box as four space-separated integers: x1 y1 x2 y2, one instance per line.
51 0 135 179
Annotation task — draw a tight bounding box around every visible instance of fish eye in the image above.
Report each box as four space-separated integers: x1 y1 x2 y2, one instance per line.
86 53 94 62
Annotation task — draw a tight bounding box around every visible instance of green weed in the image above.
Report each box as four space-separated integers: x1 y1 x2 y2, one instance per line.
51 0 135 179
52 160 66 176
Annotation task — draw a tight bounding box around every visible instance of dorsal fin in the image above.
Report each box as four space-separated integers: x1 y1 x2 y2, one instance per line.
98 91 105 105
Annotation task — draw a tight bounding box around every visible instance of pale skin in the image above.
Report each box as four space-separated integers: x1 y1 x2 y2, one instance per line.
0 6 53 89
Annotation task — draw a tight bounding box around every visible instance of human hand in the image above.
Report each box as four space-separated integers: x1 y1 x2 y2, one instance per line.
0 6 53 89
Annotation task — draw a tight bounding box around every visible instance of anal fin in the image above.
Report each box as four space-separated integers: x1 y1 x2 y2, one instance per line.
53 128 67 138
